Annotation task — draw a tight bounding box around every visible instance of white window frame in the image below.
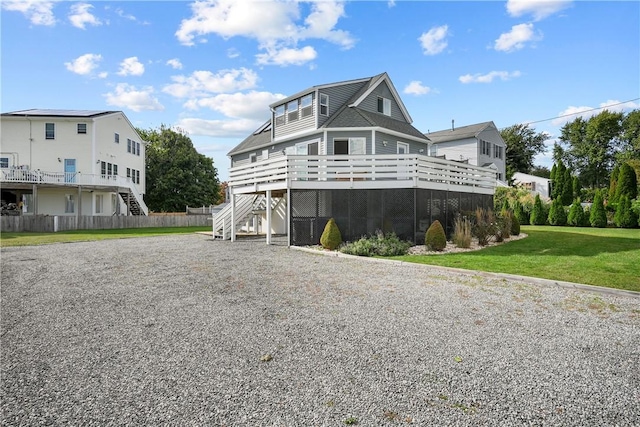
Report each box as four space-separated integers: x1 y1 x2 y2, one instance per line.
397 142 409 154
0 157 9 168
275 105 285 126
249 153 257 163
114 133 120 143
95 194 104 214
300 94 313 118
45 123 55 139
377 97 391 116
320 94 329 116
287 100 299 122
334 137 366 155
65 194 75 213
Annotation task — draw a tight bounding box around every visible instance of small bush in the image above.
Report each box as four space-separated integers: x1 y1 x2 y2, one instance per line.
548 197 567 226
320 218 342 250
567 199 586 227
473 207 496 246
452 216 472 248
340 231 412 257
425 220 447 251
614 196 639 228
510 212 521 235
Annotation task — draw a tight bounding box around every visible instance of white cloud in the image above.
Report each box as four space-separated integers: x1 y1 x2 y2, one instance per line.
551 100 640 126
459 70 522 84
174 117 262 138
256 46 317 66
403 81 432 96
2 0 57 26
163 68 259 98
494 23 541 52
175 0 354 66
166 58 183 70
68 3 102 29
227 48 240 58
64 53 103 75
388 0 396 7
506 0 572 21
104 83 164 112
184 91 286 119
418 25 449 55
117 57 145 76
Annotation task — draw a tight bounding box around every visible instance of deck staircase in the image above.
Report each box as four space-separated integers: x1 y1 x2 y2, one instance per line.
211 195 282 240
118 189 147 216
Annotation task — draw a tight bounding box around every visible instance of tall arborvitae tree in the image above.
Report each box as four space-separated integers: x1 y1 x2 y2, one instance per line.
572 175 581 200
567 199 585 227
589 190 607 228
550 163 557 198
609 164 620 203
530 194 546 225
615 162 638 202
561 167 573 206
548 196 567 226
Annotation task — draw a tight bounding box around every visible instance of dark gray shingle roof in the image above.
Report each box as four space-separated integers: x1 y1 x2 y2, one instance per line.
425 121 494 143
2 109 117 118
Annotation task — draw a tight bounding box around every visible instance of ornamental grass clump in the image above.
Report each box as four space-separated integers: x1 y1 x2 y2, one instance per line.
320 218 342 250
425 220 447 251
473 207 495 246
452 216 472 248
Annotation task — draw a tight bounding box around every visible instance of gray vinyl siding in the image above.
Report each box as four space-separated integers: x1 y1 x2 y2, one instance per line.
326 130 372 155
359 81 405 122
231 139 290 167
374 132 429 155
477 127 506 179
273 93 316 139
432 138 478 164
317 82 368 128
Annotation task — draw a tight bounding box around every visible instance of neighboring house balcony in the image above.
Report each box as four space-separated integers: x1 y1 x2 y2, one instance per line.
229 153 496 195
1 167 148 215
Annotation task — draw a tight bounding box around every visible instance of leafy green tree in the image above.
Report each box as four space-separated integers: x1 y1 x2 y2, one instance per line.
609 164 620 203
530 194 546 225
548 197 567 226
567 199 585 227
589 190 607 228
530 165 551 179
499 124 548 182
139 126 220 212
614 162 638 201
619 109 640 161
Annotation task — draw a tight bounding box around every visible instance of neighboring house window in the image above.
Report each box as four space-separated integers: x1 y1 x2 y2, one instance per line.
287 100 299 122
126 168 131 178
377 97 391 116
45 123 55 139
127 139 132 153
481 140 492 156
249 153 257 163
300 94 313 118
275 105 285 126
77 123 87 134
107 163 113 176
95 194 103 214
113 164 118 176
497 173 503 181
136 170 140 184
101 161 107 176
320 94 329 116
0 157 8 168
115 133 120 143
65 194 75 213
494 145 503 159
136 142 141 156
429 145 437 156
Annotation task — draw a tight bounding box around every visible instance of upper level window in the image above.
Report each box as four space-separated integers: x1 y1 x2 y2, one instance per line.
127 139 132 153
0 157 9 168
77 123 87 134
45 123 55 139
481 140 492 156
287 100 299 122
429 145 437 156
320 94 329 116
136 142 140 156
377 97 391 116
115 133 120 143
300 94 313 118
494 145 503 159
275 105 285 126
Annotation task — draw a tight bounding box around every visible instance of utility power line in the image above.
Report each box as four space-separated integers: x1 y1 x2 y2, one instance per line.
521 98 640 127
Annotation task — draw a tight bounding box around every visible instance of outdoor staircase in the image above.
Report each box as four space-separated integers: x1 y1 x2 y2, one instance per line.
118 189 147 216
211 195 282 240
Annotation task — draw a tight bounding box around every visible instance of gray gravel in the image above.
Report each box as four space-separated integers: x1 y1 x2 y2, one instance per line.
1 234 639 426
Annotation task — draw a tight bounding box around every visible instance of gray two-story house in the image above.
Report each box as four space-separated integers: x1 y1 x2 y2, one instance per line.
215 73 496 245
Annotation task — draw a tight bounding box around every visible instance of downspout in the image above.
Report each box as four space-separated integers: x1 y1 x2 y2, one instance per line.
25 115 33 168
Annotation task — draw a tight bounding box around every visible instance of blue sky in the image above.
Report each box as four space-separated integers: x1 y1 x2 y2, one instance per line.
2 0 639 181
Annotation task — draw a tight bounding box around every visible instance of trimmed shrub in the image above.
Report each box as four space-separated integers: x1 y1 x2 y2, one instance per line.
339 231 411 257
425 220 447 251
452 216 472 248
320 218 342 250
615 163 638 201
548 197 567 226
513 199 529 225
567 199 586 227
614 196 639 228
530 194 546 225
589 190 607 228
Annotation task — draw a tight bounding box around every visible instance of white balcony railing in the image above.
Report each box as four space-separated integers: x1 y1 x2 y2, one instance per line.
1 168 148 215
229 154 496 194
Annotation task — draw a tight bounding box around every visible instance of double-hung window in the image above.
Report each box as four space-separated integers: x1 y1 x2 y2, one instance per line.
115 133 120 144
127 139 132 153
287 100 299 122
45 123 55 139
377 97 391 116
275 105 285 126
65 194 75 213
0 157 8 168
300 95 313 118
320 94 329 116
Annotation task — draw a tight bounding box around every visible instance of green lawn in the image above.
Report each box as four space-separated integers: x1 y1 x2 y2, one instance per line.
0 226 211 247
392 226 640 292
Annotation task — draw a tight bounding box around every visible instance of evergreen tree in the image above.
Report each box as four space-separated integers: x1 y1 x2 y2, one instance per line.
513 199 529 225
530 194 546 225
614 196 639 228
609 164 620 203
550 163 557 198
567 199 585 227
548 197 567 226
589 190 607 228
615 163 638 201
572 175 581 200
561 167 573 206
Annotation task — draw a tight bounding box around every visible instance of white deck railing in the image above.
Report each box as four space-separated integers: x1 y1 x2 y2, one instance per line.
229 154 496 194
1 168 148 215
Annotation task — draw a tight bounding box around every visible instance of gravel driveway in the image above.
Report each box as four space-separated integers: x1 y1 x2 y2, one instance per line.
1 234 639 426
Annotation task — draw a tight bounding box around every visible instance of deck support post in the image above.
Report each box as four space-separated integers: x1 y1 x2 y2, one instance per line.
266 190 272 245
230 193 236 242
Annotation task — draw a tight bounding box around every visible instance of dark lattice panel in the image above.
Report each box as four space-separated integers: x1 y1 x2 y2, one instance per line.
381 189 414 241
291 190 317 218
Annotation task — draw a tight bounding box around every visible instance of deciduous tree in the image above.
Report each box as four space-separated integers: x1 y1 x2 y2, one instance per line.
500 124 548 182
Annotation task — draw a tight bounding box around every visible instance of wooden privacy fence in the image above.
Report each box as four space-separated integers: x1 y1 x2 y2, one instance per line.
1 215 211 233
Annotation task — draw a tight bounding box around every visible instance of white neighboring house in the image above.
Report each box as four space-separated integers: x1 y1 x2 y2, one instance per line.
512 172 551 200
1 109 147 216
425 121 507 184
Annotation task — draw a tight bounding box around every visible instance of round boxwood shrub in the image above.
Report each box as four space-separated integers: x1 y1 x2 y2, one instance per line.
425 220 447 251
320 218 342 250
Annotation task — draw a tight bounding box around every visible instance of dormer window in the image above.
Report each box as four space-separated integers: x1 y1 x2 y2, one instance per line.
300 94 313 118
275 105 285 126
377 97 391 116
320 93 329 116
287 100 299 122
